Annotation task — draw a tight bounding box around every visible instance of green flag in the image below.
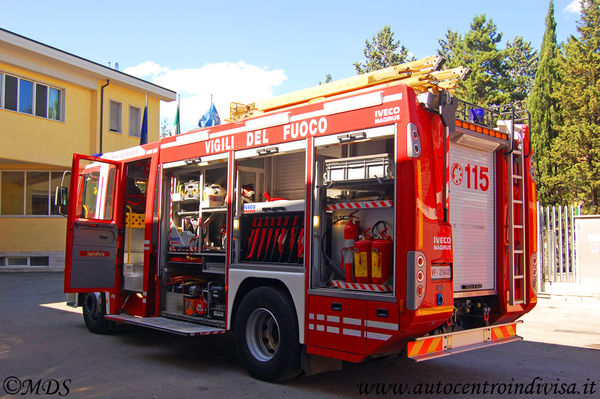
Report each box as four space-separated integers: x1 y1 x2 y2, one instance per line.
173 95 181 135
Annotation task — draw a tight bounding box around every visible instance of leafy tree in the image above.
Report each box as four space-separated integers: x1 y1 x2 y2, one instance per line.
438 28 463 65
527 0 562 206
354 25 414 74
504 36 538 103
438 15 508 105
319 74 333 85
160 117 171 138
552 0 600 213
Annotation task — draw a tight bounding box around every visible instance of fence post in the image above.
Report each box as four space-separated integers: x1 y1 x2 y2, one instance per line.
558 205 564 282
553 206 558 282
571 205 579 283
535 205 546 292
564 205 573 283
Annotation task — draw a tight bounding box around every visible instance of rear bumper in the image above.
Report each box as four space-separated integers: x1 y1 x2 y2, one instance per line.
407 321 522 362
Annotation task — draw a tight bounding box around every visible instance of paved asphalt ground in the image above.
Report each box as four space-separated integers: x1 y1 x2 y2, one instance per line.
1 272 599 398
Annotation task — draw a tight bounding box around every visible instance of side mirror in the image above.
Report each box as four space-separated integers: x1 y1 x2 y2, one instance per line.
55 186 69 216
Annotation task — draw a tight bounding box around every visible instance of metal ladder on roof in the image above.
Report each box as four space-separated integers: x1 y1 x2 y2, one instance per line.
507 129 527 306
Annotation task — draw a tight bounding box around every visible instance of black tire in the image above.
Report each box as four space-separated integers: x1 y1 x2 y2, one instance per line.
234 287 301 381
82 292 113 334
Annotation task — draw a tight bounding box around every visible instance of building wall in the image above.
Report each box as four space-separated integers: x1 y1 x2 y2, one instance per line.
0 61 93 168
0 57 167 270
99 83 160 154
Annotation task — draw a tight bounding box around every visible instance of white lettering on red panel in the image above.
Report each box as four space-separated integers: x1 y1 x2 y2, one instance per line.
247 129 269 146
80 251 110 257
433 236 452 251
374 106 400 124
205 136 235 153
283 117 328 141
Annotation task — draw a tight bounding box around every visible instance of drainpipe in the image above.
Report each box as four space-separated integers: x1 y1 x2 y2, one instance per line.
99 80 110 155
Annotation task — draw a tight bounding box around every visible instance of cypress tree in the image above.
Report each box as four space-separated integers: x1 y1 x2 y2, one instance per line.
527 0 561 206
553 0 600 213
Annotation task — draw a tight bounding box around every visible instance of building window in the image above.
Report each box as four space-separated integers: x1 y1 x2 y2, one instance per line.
30 256 50 266
4 75 18 111
129 106 141 137
1 171 24 215
7 257 28 266
0 256 48 267
0 73 64 121
19 79 33 114
35 83 48 118
109 100 122 133
26 172 49 215
0 171 69 216
48 87 62 121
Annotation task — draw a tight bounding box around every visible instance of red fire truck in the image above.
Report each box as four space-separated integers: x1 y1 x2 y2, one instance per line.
59 57 538 381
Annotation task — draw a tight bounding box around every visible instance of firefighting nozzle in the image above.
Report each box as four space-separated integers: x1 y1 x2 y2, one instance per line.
353 227 373 284
371 228 393 285
341 211 360 283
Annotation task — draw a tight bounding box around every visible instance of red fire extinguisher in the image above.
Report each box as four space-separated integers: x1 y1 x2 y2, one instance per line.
371 228 393 285
354 227 373 284
341 212 359 282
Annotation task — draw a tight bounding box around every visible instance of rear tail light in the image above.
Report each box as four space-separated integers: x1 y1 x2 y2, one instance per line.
531 254 538 293
407 251 426 310
407 123 422 158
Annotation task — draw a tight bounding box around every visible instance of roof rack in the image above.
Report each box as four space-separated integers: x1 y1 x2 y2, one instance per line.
229 56 470 122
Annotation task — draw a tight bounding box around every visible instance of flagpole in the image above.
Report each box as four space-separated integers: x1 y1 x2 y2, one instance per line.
177 94 181 135
140 93 148 145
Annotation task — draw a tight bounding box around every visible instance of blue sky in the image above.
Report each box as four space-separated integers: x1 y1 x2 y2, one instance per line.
0 0 583 132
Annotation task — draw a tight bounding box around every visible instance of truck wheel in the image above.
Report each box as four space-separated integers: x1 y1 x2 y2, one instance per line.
234 287 301 381
82 293 113 334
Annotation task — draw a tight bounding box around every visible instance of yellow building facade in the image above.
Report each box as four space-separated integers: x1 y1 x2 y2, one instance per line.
0 28 176 270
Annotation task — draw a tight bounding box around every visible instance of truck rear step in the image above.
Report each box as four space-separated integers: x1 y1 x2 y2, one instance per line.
105 314 227 336
407 321 522 362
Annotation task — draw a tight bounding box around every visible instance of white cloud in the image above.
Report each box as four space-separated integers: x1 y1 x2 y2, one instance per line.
564 0 582 14
124 61 287 133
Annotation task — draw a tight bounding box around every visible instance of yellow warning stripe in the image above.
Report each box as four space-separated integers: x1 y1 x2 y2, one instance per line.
407 336 443 357
407 339 425 357
492 324 516 340
416 305 454 316
417 159 423 250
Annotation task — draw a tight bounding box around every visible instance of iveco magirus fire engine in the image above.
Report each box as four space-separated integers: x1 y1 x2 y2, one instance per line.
59 56 538 381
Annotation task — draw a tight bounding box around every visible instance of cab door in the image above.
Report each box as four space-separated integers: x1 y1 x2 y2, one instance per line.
64 154 123 293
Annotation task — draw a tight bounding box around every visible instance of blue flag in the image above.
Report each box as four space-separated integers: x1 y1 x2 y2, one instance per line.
198 102 221 127
140 104 148 145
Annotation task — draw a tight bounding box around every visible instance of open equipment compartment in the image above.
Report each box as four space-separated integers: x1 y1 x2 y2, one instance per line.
311 126 396 294
159 160 228 326
232 142 307 266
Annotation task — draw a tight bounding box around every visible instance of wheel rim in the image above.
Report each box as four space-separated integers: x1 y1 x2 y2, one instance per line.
245 308 280 362
84 293 102 320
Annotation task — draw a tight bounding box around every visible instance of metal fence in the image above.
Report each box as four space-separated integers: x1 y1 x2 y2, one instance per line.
537 204 582 289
